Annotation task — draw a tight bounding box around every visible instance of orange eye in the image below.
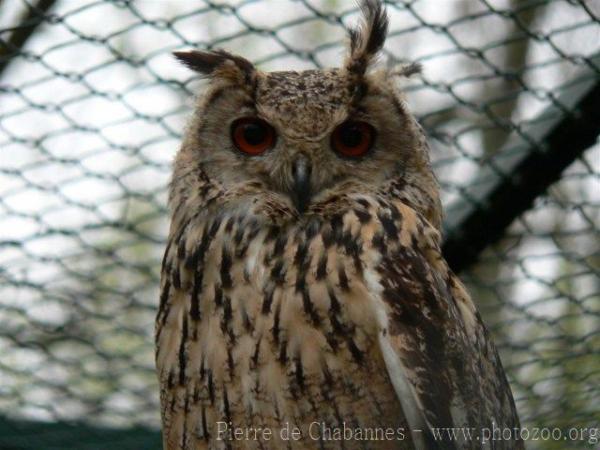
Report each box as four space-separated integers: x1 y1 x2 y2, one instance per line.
331 121 375 158
231 118 275 155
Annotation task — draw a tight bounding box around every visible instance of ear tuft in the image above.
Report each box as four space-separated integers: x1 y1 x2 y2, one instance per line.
345 0 389 77
173 50 255 81
391 62 422 78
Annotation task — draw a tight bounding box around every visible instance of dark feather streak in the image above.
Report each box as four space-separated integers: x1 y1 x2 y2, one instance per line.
178 315 188 385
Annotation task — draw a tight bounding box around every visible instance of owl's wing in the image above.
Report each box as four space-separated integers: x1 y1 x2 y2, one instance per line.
369 207 522 450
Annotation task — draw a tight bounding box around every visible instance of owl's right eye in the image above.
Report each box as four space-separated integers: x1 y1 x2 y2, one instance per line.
231 118 276 155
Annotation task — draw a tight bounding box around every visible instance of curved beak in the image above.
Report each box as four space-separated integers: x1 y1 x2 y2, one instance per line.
291 156 311 214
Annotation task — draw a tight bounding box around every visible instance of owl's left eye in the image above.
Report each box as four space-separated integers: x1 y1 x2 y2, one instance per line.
231 118 276 155
331 121 375 158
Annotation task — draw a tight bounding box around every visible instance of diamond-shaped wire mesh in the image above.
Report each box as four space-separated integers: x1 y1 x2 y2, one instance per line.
0 1 598 448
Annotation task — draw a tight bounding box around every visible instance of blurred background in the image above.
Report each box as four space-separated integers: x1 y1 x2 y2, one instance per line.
0 1 598 449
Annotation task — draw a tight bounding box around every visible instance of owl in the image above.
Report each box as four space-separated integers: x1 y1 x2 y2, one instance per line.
156 1 522 449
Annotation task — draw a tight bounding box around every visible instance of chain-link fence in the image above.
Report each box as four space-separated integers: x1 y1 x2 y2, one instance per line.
0 1 598 449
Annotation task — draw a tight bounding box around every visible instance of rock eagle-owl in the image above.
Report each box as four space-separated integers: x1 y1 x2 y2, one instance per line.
156 1 522 449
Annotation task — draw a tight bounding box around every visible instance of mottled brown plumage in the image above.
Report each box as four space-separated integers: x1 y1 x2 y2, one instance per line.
157 1 522 449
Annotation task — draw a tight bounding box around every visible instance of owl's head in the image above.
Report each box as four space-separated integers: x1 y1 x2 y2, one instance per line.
172 0 441 230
